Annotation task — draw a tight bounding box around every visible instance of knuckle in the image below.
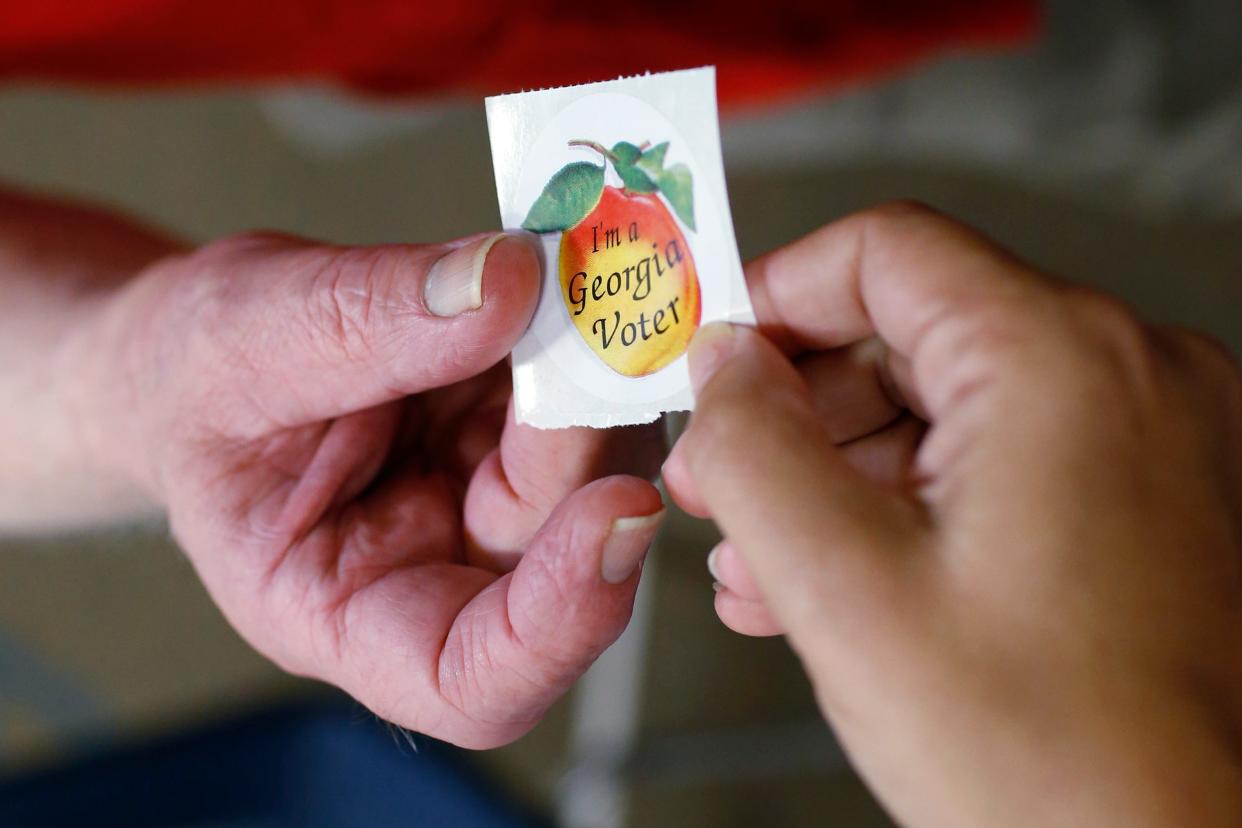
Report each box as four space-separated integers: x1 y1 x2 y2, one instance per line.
516 552 576 628
145 253 241 371
304 247 395 365
959 298 1036 350
852 200 945 245
512 583 592 670
920 299 1037 410
196 229 296 263
1172 329 1241 375
1062 287 1160 383
864 198 940 224
1160 327 1242 403
930 295 1039 369
1067 288 1145 347
175 232 301 331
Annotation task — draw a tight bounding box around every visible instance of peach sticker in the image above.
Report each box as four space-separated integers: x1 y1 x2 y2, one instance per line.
487 68 754 428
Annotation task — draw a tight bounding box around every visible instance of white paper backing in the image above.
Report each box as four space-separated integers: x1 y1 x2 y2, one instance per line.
486 67 755 429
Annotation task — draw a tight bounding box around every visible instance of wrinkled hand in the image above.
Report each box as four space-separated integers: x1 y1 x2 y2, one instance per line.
83 230 664 748
664 204 1242 825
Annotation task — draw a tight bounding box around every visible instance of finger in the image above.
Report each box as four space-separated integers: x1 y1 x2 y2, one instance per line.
714 588 785 638
332 469 463 575
708 539 785 638
419 362 511 485
663 349 924 518
677 323 926 645
665 409 925 519
797 340 908 440
838 415 926 493
302 475 661 749
744 201 1051 420
187 464 463 679
463 402 664 571
199 230 541 430
274 402 405 540
707 540 763 600
438 476 664 747
662 436 709 519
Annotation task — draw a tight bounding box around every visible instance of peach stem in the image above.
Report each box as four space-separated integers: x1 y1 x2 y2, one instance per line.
568 139 617 162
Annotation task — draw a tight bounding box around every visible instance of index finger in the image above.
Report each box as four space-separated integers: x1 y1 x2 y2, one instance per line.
463 403 664 571
746 201 1047 357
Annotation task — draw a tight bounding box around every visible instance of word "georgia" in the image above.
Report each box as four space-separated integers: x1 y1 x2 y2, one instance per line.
566 239 687 350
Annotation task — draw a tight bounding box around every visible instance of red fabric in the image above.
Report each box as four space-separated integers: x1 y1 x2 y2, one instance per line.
0 1 1038 106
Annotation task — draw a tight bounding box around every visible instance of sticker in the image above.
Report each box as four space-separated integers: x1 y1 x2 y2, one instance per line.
486 66 754 429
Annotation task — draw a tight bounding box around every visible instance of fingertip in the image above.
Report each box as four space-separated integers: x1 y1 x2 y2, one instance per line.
689 322 801 405
601 507 665 585
504 475 664 667
714 589 785 637
465 408 666 573
660 438 712 519
706 543 724 581
571 474 666 529
707 540 764 601
687 321 741 392
538 475 663 588
480 231 542 330
679 322 816 491
517 474 664 582
427 230 541 344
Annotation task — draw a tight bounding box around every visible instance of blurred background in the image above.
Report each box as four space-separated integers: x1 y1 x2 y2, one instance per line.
1 1 1240 826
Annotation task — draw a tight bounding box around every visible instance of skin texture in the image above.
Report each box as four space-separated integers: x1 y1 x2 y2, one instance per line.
7 184 1242 823
664 202 1242 826
0 188 665 749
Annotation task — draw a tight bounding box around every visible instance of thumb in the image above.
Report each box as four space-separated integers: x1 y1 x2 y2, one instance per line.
668 323 925 648
198 230 541 427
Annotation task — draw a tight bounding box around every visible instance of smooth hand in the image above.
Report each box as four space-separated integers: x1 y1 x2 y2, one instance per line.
664 203 1242 826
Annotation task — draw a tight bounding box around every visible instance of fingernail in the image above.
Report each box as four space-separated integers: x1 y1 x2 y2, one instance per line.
424 232 529 317
688 322 738 391
601 509 665 584
706 542 724 582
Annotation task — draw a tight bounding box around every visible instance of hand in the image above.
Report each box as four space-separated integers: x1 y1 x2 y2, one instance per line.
663 203 1242 825
71 229 664 748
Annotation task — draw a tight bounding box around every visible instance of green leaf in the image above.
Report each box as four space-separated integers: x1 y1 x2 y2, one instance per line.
521 162 605 232
611 141 643 165
610 142 658 192
615 161 659 193
657 164 695 231
636 141 669 177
